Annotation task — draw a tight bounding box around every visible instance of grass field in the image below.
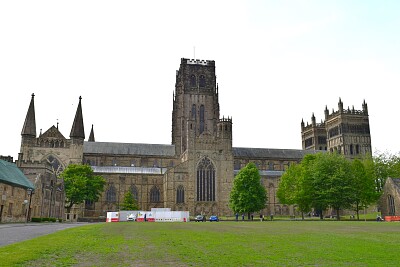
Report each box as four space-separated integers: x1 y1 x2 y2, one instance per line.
1 221 399 266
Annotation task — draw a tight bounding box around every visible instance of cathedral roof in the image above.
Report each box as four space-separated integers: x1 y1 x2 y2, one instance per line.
83 141 175 157
391 178 400 188
40 125 66 140
0 160 35 189
232 147 321 159
91 166 167 175
234 169 284 176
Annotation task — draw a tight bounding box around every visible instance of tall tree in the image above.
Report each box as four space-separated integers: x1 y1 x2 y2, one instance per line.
282 153 355 220
277 163 311 219
229 163 267 218
351 157 380 220
309 153 354 220
60 164 106 213
120 190 139 211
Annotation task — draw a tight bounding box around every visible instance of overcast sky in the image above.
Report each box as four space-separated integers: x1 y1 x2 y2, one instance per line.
1 1 400 160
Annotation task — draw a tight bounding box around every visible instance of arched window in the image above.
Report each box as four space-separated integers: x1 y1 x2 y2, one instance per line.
190 75 196 87
196 157 215 201
176 185 184 203
130 185 139 202
200 105 205 134
350 144 354 155
192 104 196 120
356 144 360 154
106 185 116 203
234 160 241 170
46 155 64 176
150 186 160 202
199 75 206 87
388 194 395 216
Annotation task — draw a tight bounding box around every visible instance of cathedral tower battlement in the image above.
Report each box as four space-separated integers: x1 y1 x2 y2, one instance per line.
301 98 372 158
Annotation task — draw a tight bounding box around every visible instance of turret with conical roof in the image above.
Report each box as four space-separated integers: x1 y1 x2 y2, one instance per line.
21 93 37 138
20 93 37 156
88 124 95 142
70 96 85 143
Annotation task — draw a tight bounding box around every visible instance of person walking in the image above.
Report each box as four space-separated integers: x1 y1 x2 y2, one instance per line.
260 214 263 222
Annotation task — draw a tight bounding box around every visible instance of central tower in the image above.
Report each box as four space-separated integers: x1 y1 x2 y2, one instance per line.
172 58 220 155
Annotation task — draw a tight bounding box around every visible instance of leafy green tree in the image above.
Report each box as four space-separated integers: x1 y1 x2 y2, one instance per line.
351 157 380 220
60 164 106 213
277 163 311 219
373 151 400 191
120 190 139 211
283 153 355 220
308 153 354 220
229 163 267 218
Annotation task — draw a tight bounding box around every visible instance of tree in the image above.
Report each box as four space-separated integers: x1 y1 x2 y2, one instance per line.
351 157 380 220
317 153 354 220
120 190 139 211
373 151 400 192
277 162 311 219
60 164 106 213
229 163 267 218
281 153 355 220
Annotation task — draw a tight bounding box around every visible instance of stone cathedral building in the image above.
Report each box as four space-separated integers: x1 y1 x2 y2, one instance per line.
16 58 371 218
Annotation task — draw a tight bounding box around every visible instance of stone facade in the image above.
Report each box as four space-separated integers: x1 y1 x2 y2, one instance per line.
17 58 372 218
0 183 30 223
0 158 35 223
301 98 372 159
379 177 400 217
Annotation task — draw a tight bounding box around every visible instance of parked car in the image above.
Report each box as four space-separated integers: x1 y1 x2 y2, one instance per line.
209 215 219 222
195 215 206 222
127 214 136 221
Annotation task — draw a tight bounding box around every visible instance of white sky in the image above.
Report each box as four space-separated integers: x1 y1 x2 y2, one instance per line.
1 1 400 160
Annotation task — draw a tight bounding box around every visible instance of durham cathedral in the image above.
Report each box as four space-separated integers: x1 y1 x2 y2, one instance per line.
14 58 372 219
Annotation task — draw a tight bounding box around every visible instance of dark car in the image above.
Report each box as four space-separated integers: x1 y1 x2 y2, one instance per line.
209 215 219 222
195 215 206 222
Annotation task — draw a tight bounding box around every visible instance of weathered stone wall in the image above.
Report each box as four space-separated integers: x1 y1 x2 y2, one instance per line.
0 183 29 223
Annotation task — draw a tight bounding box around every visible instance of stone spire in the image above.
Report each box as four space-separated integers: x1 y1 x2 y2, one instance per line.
88 124 95 142
21 93 37 137
70 96 85 139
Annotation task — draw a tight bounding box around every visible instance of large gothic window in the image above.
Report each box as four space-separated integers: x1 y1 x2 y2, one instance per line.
388 194 395 216
199 75 206 87
130 185 139 202
46 155 64 176
196 157 215 201
176 185 184 203
106 185 116 203
190 75 196 87
200 105 205 134
150 186 160 202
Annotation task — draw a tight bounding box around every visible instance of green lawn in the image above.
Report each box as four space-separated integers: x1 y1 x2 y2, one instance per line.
1 221 399 266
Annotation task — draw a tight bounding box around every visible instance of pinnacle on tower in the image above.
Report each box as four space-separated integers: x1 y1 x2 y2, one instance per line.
88 124 95 142
362 99 368 115
70 96 85 139
338 97 343 112
311 113 316 126
21 93 37 137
